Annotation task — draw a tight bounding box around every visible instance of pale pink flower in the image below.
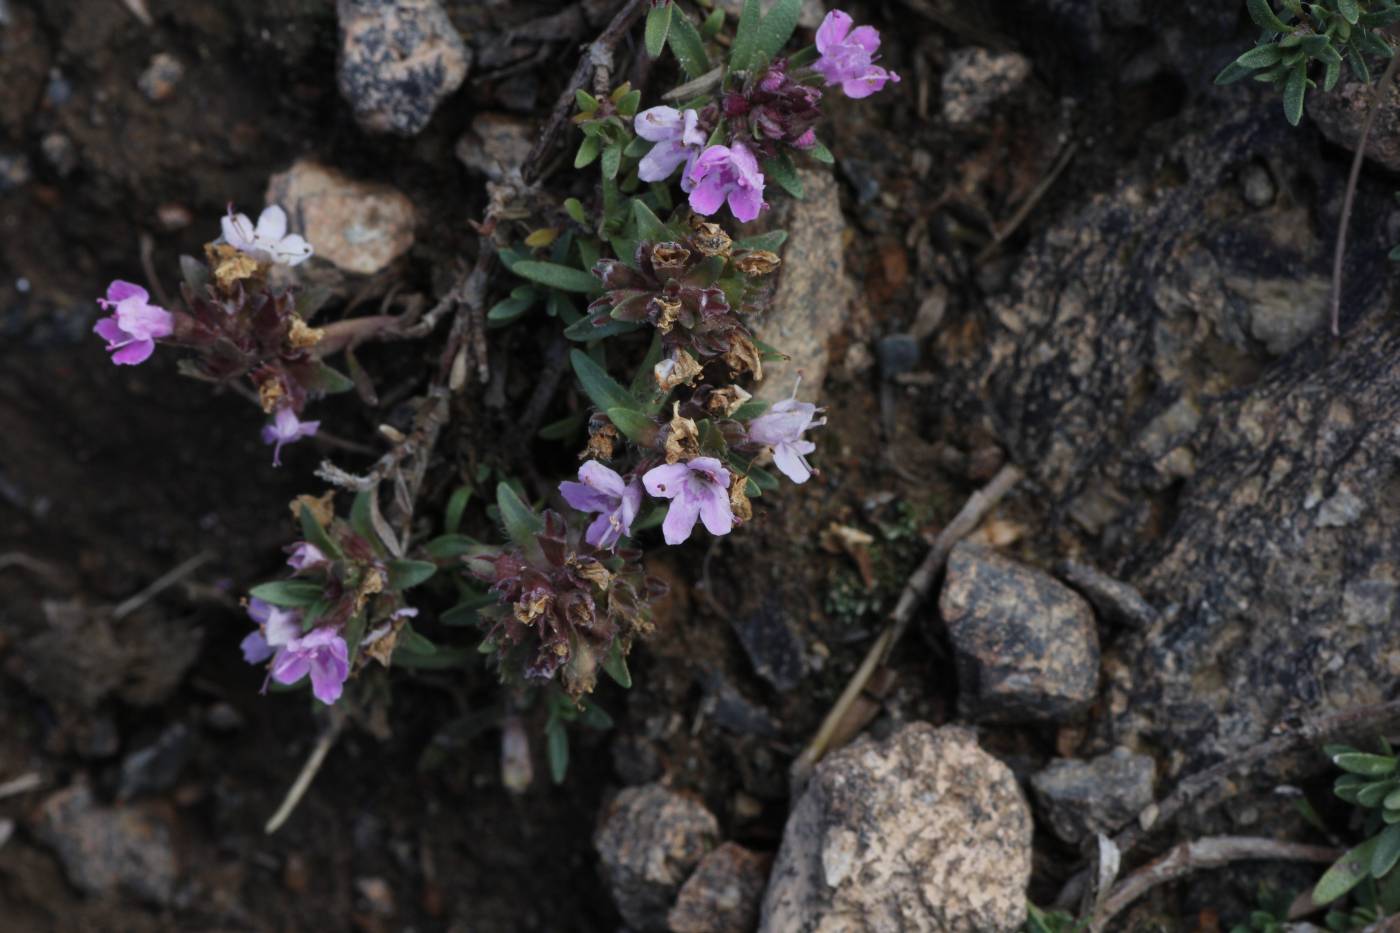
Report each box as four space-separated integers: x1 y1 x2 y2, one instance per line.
642 456 733 545
261 407 320 467
270 628 350 705
746 384 824 484
560 461 643 550
93 280 174 366
813 11 900 99
634 106 707 183
221 204 314 266
684 142 766 223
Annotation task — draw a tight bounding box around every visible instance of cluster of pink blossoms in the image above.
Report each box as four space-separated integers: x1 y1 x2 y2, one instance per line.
634 9 898 223
560 385 824 548
93 204 319 466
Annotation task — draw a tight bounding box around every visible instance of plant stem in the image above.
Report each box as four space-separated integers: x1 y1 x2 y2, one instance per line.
1330 49 1400 337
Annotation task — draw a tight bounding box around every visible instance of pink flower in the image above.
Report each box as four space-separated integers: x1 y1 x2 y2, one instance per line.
684 142 766 223
642 456 733 545
261 407 320 467
270 627 350 705
286 542 326 571
560 460 643 550
221 204 314 266
747 385 825 484
241 597 302 664
634 106 707 183
813 10 900 99
93 280 174 366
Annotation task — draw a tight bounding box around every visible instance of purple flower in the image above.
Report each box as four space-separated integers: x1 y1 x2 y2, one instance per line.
642 456 733 545
747 388 825 484
560 461 643 550
93 280 174 366
286 542 326 571
221 204 314 266
261 407 320 467
241 597 302 664
813 10 900 99
634 106 707 183
270 627 350 705
684 142 766 223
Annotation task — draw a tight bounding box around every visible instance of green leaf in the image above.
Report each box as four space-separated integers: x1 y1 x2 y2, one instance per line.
444 485 472 534
607 407 659 444
701 6 725 38
511 260 600 294
731 398 770 420
1234 44 1286 69
575 88 599 113
601 142 622 181
1324 54 1341 91
1247 0 1293 33
1215 59 1257 85
546 719 569 783
496 482 544 553
1373 824 1400 878
808 139 834 164
564 197 587 225
729 0 762 71
763 154 803 198
578 698 615 730
616 89 642 117
344 610 367 662
387 559 436 590
305 363 355 395
350 489 376 543
248 580 324 607
1316 837 1382 905
1338 0 1360 25
645 0 673 58
395 624 438 656
563 314 642 341
632 199 673 242
571 349 641 412
393 644 474 669
1358 779 1400 807
734 230 788 251
788 43 818 67
667 10 711 80
487 292 536 324
603 639 632 688
1334 752 1398 777
755 0 803 61
1283 60 1307 126
1361 9 1400 28
423 534 482 559
298 505 343 559
575 134 601 169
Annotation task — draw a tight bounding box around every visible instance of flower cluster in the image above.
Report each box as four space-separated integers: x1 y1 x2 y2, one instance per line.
92 205 349 466
630 10 898 224
472 508 665 698
239 499 429 705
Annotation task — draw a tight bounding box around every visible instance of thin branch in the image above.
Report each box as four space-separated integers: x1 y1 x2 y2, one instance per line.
112 549 215 620
265 712 344 834
0 772 43 800
1331 49 1400 337
1055 696 1400 910
975 140 1078 265
790 464 1024 789
1091 836 1340 932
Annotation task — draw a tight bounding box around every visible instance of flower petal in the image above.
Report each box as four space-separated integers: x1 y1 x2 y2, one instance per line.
634 105 683 141
772 442 813 483
254 205 288 241
697 485 734 536
93 316 128 347
309 654 347 705
222 211 257 251
585 512 617 549
661 494 701 545
106 280 148 305
271 651 310 685
241 631 273 664
638 141 691 183
688 174 727 216
727 185 765 223
560 480 614 514
848 25 881 53
815 10 852 54
111 339 155 365
686 456 731 488
578 460 626 498
643 462 692 498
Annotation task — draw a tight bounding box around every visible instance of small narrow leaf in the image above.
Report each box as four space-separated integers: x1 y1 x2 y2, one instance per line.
1247 0 1292 33
729 0 763 72
667 10 711 80
607 407 659 444
1316 837 1381 905
1282 60 1307 126
754 0 803 61
601 142 622 181
645 0 673 58
1372 824 1400 878
571 349 642 412
575 88 599 113
603 640 633 688
1234 44 1286 69
734 230 788 251
1338 0 1360 25
808 139 834 164
387 560 436 590
248 580 324 607
444 485 472 534
299 505 344 559
511 260 600 294
762 154 804 198
497 482 544 552
546 720 569 783
701 6 724 39
575 134 601 169
1334 753 1399 777
423 534 482 560
632 199 672 242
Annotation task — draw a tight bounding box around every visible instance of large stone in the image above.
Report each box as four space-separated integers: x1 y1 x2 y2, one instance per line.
761 723 1032 932
33 784 178 905
754 166 856 403
266 159 416 275
939 542 1100 722
1030 747 1156 845
595 783 719 931
667 842 771 933
337 0 470 137
1308 73 1400 173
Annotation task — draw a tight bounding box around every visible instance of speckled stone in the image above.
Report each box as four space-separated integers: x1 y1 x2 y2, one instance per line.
265 159 416 275
337 0 470 137
761 723 1032 932
595 783 719 931
939 542 1099 723
1031 747 1156 844
668 842 771 933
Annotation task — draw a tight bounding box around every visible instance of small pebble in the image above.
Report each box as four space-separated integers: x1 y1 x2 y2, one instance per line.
1240 162 1275 208
876 334 920 378
39 133 76 176
137 53 184 103
156 202 194 231
0 153 32 192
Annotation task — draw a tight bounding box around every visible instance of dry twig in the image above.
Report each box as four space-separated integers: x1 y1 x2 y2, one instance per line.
1091 836 1340 932
790 464 1024 789
112 549 215 620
